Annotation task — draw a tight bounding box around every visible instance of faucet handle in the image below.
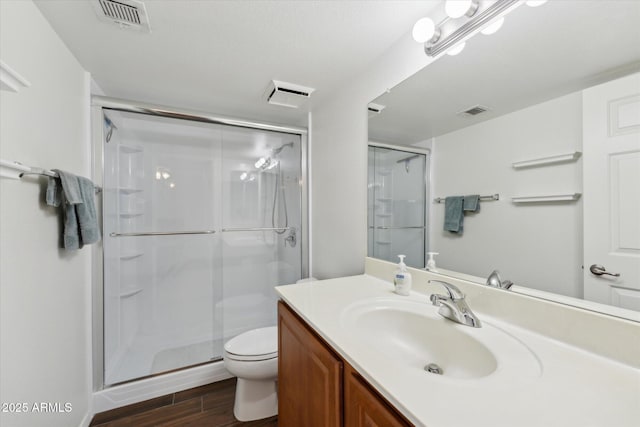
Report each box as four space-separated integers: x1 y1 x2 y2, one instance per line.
428 280 465 300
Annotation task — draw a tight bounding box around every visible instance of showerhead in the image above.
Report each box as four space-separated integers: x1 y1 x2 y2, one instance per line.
272 142 294 156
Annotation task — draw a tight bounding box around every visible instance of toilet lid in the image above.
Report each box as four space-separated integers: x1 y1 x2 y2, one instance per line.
224 326 278 360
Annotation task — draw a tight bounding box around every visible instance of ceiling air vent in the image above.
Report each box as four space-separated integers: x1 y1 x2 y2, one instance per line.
457 104 490 117
367 102 386 118
91 0 151 32
264 80 315 109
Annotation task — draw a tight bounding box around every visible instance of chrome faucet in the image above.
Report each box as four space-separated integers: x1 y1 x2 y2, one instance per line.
486 270 513 290
428 280 482 328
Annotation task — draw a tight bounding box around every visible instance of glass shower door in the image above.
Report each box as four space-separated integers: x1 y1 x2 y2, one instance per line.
103 111 223 385
101 109 305 386
219 127 302 340
368 145 428 268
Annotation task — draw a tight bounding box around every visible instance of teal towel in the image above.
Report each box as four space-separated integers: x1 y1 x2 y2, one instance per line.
464 195 480 212
46 170 101 250
444 196 464 233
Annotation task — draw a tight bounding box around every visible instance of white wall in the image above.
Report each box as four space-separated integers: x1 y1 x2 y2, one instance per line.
0 1 92 426
310 19 436 279
431 92 583 297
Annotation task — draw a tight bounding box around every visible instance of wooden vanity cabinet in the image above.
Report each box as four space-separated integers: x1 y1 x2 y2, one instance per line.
278 301 413 427
278 300 343 427
344 364 412 427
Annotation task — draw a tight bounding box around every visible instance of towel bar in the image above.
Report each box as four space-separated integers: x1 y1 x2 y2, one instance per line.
433 193 499 204
1 159 102 194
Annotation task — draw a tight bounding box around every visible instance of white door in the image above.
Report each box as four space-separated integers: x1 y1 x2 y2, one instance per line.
583 72 640 312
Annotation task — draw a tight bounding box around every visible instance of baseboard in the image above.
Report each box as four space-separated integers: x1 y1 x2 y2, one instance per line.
92 361 232 416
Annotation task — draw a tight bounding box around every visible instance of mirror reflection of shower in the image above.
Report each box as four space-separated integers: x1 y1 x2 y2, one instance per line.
255 142 296 246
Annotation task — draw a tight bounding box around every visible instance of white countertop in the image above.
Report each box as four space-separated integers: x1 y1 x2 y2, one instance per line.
276 274 640 427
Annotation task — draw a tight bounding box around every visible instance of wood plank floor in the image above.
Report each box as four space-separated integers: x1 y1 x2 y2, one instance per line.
90 378 278 427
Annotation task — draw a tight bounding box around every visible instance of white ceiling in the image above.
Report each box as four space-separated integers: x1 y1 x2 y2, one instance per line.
368 0 640 145
35 0 439 127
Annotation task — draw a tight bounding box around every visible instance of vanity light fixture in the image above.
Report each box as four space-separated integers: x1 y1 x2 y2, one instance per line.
412 0 547 57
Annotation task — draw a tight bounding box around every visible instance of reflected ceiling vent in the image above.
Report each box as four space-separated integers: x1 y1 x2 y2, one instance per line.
91 0 151 32
457 104 490 117
368 102 386 118
264 80 315 109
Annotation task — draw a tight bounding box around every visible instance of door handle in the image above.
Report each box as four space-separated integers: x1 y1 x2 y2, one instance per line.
589 264 621 277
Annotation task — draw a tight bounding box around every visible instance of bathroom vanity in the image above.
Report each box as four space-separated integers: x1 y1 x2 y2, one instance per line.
278 300 411 427
275 259 640 427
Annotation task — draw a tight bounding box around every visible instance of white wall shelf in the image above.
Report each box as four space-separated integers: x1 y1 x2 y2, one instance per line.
512 193 582 203
512 152 582 169
0 60 31 92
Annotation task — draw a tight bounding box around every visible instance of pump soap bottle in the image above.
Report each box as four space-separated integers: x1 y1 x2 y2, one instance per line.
393 254 412 296
426 252 439 271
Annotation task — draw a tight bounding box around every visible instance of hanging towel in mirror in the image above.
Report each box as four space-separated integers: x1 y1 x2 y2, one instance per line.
464 195 480 212
46 170 101 250
444 196 464 233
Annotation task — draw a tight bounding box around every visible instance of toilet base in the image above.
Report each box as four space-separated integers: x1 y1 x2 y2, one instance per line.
233 377 278 421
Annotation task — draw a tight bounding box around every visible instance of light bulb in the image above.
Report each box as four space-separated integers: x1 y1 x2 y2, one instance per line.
445 0 475 19
240 172 248 181
446 42 466 56
526 0 547 7
254 157 267 169
481 17 504 35
412 17 435 43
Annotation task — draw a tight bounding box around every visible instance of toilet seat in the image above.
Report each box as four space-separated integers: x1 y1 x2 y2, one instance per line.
224 326 277 361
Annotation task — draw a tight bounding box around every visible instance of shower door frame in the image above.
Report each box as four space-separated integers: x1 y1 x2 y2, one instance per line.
367 142 431 268
90 96 309 391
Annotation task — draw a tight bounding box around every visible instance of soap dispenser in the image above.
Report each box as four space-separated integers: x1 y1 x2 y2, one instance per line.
394 255 412 296
426 252 439 271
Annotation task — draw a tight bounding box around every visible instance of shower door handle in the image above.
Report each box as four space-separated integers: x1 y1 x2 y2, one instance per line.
109 230 216 237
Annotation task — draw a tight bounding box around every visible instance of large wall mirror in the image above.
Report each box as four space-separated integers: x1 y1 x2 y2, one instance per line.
367 1 640 321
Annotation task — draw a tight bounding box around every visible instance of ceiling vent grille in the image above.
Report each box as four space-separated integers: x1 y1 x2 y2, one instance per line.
457 104 490 117
367 102 386 118
264 80 315 109
92 0 151 32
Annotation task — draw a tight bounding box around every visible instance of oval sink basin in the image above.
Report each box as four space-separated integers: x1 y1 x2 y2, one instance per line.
341 297 541 380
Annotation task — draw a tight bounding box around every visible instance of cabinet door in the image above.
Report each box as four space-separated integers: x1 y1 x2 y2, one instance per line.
344 364 412 427
278 301 343 427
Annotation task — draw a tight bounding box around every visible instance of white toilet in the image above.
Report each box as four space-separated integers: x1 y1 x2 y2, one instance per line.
223 326 278 421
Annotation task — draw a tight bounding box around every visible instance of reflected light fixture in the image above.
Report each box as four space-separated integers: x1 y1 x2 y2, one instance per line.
446 41 466 56
445 0 478 19
412 17 437 43
254 157 269 169
480 16 504 35
413 0 536 57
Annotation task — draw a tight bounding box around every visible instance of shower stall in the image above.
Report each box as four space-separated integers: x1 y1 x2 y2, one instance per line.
93 98 307 387
367 143 429 268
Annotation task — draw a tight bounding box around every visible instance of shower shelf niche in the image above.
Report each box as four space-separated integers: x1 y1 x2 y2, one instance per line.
117 187 144 194
120 251 144 261
120 288 143 298
119 145 143 154
119 212 144 218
